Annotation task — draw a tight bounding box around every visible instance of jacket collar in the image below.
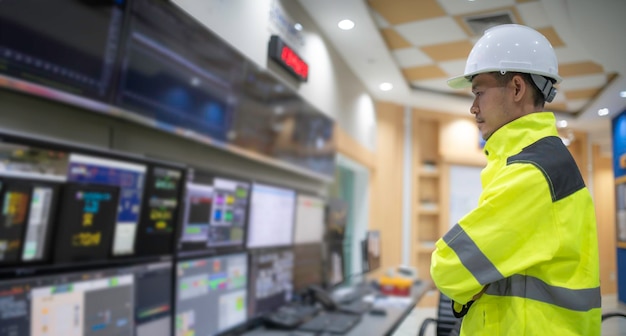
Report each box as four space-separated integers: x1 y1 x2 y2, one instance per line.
483 112 559 159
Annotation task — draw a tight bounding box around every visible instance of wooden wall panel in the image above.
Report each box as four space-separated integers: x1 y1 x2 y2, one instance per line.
593 144 616 294
369 101 405 276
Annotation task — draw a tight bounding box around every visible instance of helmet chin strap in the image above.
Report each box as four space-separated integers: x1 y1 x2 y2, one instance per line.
530 73 557 103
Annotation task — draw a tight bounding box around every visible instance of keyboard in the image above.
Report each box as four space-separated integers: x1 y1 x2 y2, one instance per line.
264 303 321 329
296 311 361 334
338 300 372 315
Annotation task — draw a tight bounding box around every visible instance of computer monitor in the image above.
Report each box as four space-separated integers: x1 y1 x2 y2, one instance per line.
66 153 147 256
248 247 294 318
293 194 325 244
134 165 185 257
325 198 348 242
178 172 250 254
53 182 120 263
0 260 173 335
293 243 323 294
0 179 31 264
246 183 296 249
0 177 60 265
325 241 345 288
175 253 248 336
366 230 381 272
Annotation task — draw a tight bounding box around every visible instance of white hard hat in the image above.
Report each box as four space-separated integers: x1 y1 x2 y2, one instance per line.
447 24 562 95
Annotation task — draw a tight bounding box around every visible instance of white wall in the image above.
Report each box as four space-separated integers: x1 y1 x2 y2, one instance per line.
172 0 377 151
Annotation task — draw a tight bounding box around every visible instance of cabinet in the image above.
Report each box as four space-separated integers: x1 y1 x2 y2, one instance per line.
412 116 443 280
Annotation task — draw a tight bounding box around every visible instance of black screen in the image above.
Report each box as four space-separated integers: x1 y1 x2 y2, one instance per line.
248 248 294 318
114 0 241 142
0 0 126 101
0 180 31 264
53 183 120 263
293 243 323 294
134 165 184 257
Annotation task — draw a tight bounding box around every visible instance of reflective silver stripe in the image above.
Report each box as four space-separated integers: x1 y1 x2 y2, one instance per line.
443 224 503 285
486 274 601 312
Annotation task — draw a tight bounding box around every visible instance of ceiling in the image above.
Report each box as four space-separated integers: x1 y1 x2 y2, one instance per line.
297 0 626 147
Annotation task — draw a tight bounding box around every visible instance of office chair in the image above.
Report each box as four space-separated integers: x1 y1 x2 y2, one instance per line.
602 312 626 321
418 292 461 336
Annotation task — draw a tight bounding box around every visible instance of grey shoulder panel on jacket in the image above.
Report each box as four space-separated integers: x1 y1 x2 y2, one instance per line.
507 136 585 202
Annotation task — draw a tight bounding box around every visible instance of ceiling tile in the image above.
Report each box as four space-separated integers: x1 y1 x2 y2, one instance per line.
438 59 469 77
516 1 550 28
537 27 564 47
392 48 433 68
369 8 390 28
559 74 609 91
395 16 467 46
566 99 589 112
453 6 524 37
411 78 464 94
367 0 445 25
380 28 412 49
564 87 603 100
402 65 448 81
554 45 594 64
421 40 474 61
559 61 605 77
545 101 568 112
438 0 516 16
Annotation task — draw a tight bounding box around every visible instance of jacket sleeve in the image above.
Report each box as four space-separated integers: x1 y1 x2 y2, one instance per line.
430 163 559 305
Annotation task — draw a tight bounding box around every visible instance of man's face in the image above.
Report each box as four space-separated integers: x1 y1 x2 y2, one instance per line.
470 73 514 140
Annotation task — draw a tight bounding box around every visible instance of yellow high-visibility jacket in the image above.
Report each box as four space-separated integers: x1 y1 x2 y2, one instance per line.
431 112 601 335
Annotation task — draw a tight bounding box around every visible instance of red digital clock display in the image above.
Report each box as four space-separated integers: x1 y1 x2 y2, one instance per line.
269 35 308 82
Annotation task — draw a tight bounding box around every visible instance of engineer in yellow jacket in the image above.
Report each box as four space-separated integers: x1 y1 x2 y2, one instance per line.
430 24 601 335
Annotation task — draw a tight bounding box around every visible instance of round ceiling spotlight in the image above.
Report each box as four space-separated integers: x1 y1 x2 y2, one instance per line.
338 19 355 30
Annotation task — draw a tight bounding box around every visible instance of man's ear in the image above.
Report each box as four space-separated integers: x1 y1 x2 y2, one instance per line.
511 75 526 102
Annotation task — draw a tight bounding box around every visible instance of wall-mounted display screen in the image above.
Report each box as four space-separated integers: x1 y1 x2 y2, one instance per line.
66 153 146 256
175 253 248 336
0 0 336 180
248 248 294 318
246 183 295 249
0 0 126 101
293 194 325 244
135 165 184 257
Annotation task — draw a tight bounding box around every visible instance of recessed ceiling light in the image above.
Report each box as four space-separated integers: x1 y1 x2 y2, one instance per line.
620 90 626 98
598 108 610 116
379 82 393 91
294 23 303 31
338 19 355 30
557 120 568 128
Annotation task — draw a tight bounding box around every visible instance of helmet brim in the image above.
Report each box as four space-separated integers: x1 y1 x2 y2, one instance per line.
447 75 472 89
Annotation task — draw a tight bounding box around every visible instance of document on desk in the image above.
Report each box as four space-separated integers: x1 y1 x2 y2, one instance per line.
364 294 413 308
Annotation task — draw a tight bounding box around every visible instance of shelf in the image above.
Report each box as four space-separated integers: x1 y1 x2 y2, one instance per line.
419 169 440 178
416 242 436 253
418 207 439 215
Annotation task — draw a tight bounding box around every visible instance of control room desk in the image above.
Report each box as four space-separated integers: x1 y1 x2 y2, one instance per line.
243 280 432 336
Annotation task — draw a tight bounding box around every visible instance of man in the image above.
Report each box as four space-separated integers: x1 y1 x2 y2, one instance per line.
430 24 601 335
